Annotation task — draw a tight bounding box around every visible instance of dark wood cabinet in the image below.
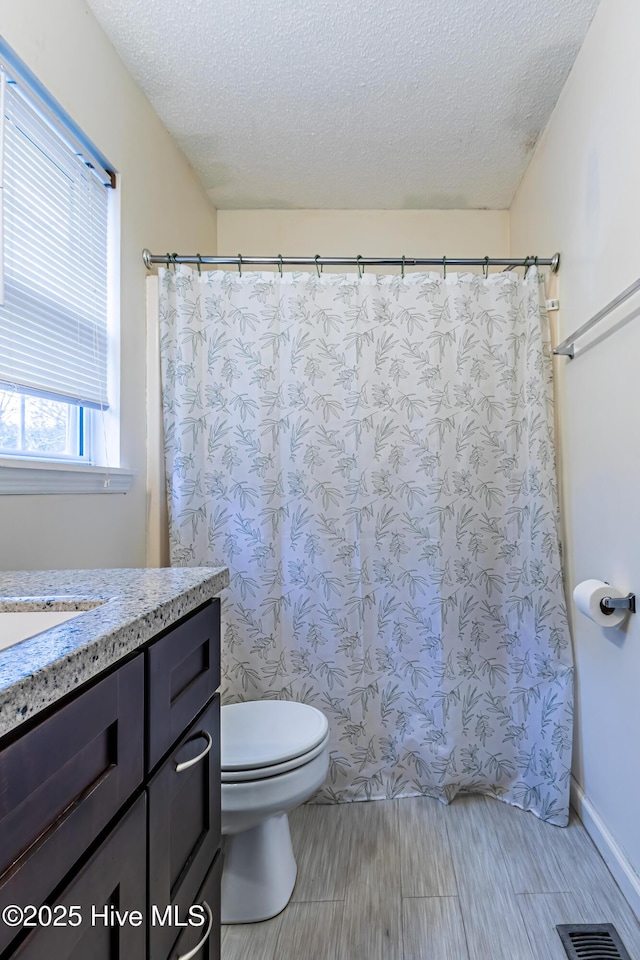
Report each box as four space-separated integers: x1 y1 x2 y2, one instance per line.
0 599 222 960
148 599 220 771
0 656 144 955
149 696 221 960
167 851 223 960
9 794 146 960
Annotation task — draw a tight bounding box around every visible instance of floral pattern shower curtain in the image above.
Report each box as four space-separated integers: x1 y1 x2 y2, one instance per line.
159 266 573 824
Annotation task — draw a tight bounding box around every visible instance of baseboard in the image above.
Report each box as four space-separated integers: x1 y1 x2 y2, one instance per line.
571 775 640 919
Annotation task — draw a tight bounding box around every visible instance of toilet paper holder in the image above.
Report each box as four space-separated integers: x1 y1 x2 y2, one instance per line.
600 590 636 615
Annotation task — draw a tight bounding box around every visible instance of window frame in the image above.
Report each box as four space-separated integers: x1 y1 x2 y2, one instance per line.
0 38 132 494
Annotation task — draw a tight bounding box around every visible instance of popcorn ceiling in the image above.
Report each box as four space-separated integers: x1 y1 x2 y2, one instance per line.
86 0 600 210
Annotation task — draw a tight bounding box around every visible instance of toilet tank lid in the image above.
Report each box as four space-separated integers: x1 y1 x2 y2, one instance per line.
221 700 329 770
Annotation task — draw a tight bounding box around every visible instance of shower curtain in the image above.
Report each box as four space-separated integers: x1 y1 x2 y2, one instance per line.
159 265 573 825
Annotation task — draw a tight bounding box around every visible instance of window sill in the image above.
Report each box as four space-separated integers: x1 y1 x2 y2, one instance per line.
0 458 135 495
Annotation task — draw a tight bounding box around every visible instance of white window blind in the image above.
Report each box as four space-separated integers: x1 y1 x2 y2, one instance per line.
0 69 111 410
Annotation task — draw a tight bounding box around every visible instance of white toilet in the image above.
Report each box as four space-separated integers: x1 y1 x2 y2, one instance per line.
220 699 330 924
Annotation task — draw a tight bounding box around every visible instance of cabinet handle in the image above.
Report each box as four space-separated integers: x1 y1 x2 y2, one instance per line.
176 900 213 960
175 730 213 773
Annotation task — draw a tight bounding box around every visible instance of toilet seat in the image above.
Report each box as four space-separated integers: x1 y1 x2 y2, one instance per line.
221 729 330 782
221 700 329 773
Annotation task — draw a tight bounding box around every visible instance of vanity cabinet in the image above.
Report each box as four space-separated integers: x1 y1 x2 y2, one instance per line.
0 598 221 960
10 795 147 960
167 853 223 960
148 601 220 771
0 655 144 953
148 696 221 960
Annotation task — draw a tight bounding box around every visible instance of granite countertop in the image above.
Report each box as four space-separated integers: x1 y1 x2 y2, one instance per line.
0 567 229 738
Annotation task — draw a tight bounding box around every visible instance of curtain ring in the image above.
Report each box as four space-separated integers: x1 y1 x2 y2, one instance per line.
442 255 447 279
534 255 539 272
196 253 202 277
166 252 172 272
277 254 283 278
237 253 242 277
401 255 406 279
484 255 489 280
315 254 322 277
356 255 364 279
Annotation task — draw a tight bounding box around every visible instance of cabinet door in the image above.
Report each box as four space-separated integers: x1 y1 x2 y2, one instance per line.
147 600 220 771
167 851 223 960
0 655 144 954
8 794 146 960
147 599 220 771
148 696 221 960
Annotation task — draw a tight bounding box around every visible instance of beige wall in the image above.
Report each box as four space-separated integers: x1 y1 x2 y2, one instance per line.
217 210 510 269
0 0 217 571
511 0 640 901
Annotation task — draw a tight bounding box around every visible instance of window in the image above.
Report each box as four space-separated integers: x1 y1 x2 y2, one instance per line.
0 40 125 487
0 389 86 459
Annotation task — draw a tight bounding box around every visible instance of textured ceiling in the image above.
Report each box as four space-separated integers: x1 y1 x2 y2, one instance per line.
87 0 600 209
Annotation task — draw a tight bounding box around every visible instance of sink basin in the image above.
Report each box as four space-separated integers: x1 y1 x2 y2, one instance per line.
0 611 84 651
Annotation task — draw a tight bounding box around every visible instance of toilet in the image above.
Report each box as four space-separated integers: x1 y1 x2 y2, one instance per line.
220 699 330 924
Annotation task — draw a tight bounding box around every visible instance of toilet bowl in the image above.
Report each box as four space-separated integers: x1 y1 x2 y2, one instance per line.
220 700 330 924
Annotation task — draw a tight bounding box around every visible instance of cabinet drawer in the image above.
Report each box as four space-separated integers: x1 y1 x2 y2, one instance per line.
0 655 144 952
167 850 223 960
148 695 221 960
148 600 220 771
7 793 146 960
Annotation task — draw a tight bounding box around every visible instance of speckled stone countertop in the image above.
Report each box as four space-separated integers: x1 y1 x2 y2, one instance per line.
0 567 229 739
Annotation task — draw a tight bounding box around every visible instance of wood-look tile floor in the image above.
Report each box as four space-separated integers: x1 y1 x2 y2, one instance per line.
221 795 640 959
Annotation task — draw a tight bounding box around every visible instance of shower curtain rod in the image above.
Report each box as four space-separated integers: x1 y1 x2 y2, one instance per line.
142 249 561 273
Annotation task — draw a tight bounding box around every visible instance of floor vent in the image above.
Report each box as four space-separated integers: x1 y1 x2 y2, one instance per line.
557 923 632 960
